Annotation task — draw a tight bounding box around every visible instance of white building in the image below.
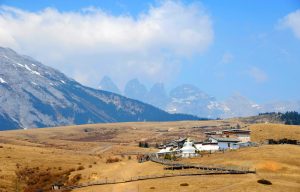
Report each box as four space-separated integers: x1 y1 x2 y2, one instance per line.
209 137 240 150
180 139 198 158
194 142 219 151
221 129 251 143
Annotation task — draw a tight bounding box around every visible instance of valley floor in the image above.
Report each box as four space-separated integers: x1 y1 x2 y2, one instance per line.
0 121 300 192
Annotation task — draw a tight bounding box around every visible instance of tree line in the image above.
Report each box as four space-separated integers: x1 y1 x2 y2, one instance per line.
259 111 300 125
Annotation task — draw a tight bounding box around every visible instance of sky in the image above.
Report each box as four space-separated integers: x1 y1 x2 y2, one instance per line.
0 0 299 103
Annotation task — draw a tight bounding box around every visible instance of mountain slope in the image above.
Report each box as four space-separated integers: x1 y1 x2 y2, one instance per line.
166 84 224 118
0 47 198 130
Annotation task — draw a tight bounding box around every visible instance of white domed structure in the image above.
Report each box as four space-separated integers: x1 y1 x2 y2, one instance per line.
180 138 197 158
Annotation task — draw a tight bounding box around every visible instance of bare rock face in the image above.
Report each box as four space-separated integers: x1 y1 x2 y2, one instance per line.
0 47 198 130
166 84 224 118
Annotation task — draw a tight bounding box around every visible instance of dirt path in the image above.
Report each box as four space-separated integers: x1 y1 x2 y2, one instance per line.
89 144 112 154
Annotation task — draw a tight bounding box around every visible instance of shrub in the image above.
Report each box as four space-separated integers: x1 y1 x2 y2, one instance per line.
106 157 121 163
69 174 82 184
88 165 92 168
68 168 76 172
77 166 85 171
150 187 155 189
180 183 189 186
164 154 172 160
15 166 70 192
257 179 272 185
128 156 131 160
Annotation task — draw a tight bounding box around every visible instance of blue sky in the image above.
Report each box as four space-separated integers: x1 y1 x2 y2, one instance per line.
0 0 300 103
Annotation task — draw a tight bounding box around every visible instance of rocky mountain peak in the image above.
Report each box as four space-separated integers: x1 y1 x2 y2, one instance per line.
124 78 148 101
98 76 121 94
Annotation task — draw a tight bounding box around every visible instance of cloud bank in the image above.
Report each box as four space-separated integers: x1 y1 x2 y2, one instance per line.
0 1 213 87
280 9 300 40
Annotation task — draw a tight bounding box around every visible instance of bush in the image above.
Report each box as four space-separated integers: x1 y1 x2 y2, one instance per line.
106 157 121 163
69 174 82 184
150 187 155 189
88 165 92 168
77 166 85 171
257 179 272 185
128 155 132 160
180 183 189 186
164 154 172 160
138 141 149 148
68 168 76 172
15 166 70 192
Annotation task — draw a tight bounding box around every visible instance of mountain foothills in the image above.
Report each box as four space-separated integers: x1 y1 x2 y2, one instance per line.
99 77 300 119
0 47 199 130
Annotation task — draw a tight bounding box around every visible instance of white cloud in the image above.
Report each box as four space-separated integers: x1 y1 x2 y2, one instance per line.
248 66 268 83
280 9 300 39
220 52 234 64
0 1 213 88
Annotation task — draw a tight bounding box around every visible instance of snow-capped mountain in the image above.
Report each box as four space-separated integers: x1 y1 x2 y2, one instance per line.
0 47 198 130
219 93 263 118
99 77 300 119
165 86 300 119
166 84 224 118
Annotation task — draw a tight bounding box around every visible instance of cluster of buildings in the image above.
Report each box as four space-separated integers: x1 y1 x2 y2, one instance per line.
157 129 252 158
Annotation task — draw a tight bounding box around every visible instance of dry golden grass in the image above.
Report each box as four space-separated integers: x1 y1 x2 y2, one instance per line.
0 121 299 191
249 123 300 143
72 145 300 192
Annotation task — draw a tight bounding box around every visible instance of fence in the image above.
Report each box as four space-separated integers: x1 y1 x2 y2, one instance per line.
55 154 255 191
148 154 255 174
59 170 254 191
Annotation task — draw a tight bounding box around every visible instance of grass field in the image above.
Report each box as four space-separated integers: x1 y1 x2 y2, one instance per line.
0 121 299 192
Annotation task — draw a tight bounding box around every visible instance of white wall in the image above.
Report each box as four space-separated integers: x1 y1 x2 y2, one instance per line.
182 153 197 158
195 144 219 151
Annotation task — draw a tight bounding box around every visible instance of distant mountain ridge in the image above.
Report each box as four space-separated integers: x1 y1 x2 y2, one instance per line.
0 47 199 130
98 77 300 119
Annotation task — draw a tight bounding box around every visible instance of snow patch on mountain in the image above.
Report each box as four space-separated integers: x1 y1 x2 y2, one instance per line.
0 77 7 84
